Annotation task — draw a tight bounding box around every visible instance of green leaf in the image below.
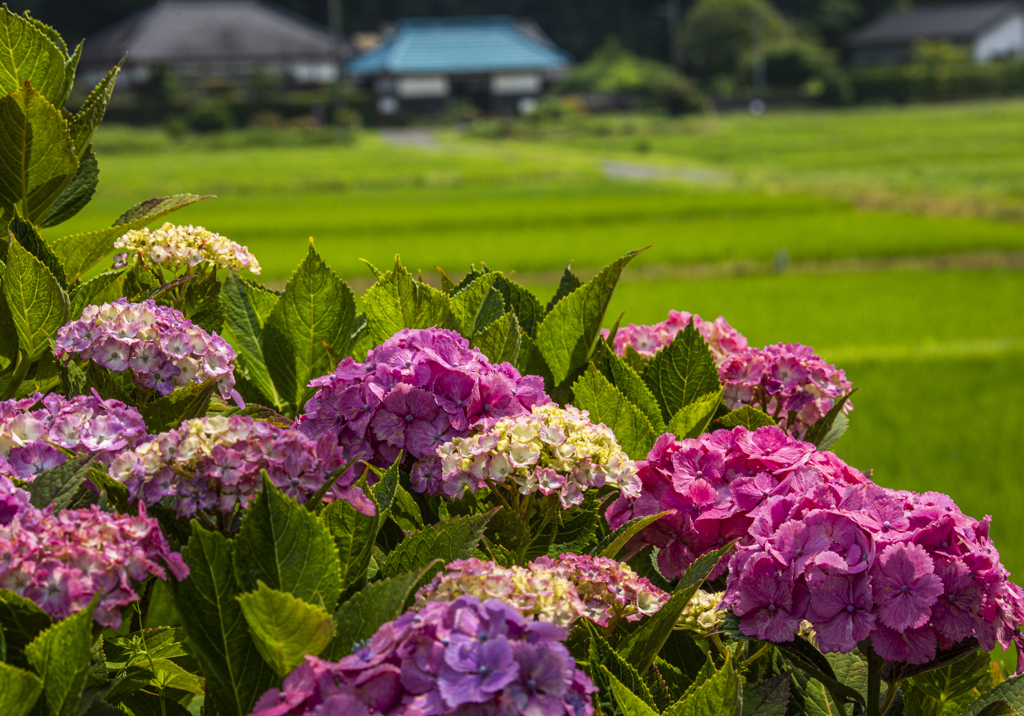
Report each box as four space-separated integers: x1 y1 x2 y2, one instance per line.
3 233 69 361
0 8 71 103
221 273 280 409
51 193 210 283
717 406 777 431
620 542 734 676
237 582 336 678
790 672 843 716
25 595 96 716
381 508 498 579
515 332 554 389
643 321 722 422
975 701 1018 716
593 511 671 560
138 380 218 433
493 273 543 338
451 272 504 337
804 391 855 449
601 342 666 433
965 677 1024 716
388 484 424 533
536 249 643 385
663 656 742 716
589 624 655 709
26 454 95 511
169 524 274 716
68 269 122 321
0 662 42 716
547 492 598 557
69 61 121 159
326 459 399 594
668 387 724 440
775 636 864 706
322 565 437 661
39 146 98 228
234 475 342 612
470 310 521 365
10 211 68 288
606 671 659 716
363 258 453 346
742 672 791 716
544 264 582 314
572 364 658 461
0 589 52 664
825 652 872 705
910 649 991 707
262 241 356 412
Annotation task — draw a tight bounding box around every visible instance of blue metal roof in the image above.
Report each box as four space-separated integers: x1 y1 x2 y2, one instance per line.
348 16 570 76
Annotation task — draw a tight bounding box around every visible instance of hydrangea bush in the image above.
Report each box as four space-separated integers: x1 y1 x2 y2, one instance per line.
0 12 1021 716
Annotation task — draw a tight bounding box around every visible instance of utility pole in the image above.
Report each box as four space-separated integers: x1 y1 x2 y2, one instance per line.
666 0 682 70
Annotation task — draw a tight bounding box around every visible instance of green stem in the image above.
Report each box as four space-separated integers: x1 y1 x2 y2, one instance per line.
879 682 897 715
2 352 31 401
866 642 884 716
740 643 771 669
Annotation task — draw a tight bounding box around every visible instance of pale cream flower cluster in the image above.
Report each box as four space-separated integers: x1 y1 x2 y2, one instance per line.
676 589 725 635
113 222 261 274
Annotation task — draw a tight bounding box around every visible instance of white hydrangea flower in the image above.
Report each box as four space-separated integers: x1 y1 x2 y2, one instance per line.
114 223 261 275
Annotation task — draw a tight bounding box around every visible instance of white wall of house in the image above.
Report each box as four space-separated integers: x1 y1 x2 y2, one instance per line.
395 75 450 98
289 62 340 84
973 12 1024 61
489 72 543 96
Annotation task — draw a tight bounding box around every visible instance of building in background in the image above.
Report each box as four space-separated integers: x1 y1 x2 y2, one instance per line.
79 0 348 91
347 16 570 116
848 1 1024 64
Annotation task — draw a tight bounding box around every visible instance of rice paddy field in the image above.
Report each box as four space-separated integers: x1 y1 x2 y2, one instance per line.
59 102 1024 591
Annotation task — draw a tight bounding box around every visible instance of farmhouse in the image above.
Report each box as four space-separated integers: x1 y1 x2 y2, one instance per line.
848 1 1024 64
79 0 348 90
347 16 570 116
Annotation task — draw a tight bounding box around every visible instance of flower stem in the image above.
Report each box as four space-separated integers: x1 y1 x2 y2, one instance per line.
1 351 30 401
865 642 884 716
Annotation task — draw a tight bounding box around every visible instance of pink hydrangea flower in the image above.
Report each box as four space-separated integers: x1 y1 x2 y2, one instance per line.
602 310 748 361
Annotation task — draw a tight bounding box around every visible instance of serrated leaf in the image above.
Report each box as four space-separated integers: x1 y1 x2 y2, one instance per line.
717 406 777 431
69 61 121 159
39 146 98 228
138 380 218 433
388 484 424 533
470 310 520 365
10 211 68 287
663 655 742 716
363 259 453 346
776 636 865 705
965 677 1024 716
897 638 983 681
620 542 734 676
602 342 666 433
975 701 1018 716
26 454 95 511
742 672 791 716
825 651 872 705
68 269 122 320
0 8 70 103
0 661 42 716
0 589 52 664
3 235 69 362
516 331 554 389
606 670 660 716
451 272 504 337
547 492 597 557
572 364 657 461
51 194 210 283
536 250 643 385
668 387 724 440
544 264 582 314
651 657 691 707
589 623 655 710
262 242 356 412
643 320 722 422
816 411 849 451
221 272 280 408
593 511 671 560
25 595 96 716
381 508 498 579
322 564 437 661
234 475 342 612
909 647 990 703
790 672 843 716
804 391 855 449
493 273 543 338
169 525 274 716
237 582 336 678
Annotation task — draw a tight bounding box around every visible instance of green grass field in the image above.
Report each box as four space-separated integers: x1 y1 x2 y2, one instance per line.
61 104 1024 585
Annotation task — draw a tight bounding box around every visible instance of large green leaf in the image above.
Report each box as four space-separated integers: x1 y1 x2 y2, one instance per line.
742 672 791 716
643 321 722 422
602 342 666 433
233 476 342 612
0 8 70 104
0 662 42 716
572 364 658 461
909 650 991 712
0 83 77 224
592 511 671 560
380 508 498 579
668 387 724 440
321 565 437 661
717 406 777 431
451 272 504 337
262 242 356 412
221 273 280 409
0 589 52 665
138 380 218 433
663 656 742 716
493 273 543 338
24 595 96 716
536 249 643 385
804 392 855 450
68 269 122 320
51 193 209 283
3 237 68 362
169 524 275 716
965 678 1024 716
26 454 94 511
68 61 121 159
590 625 655 710
10 211 67 288
775 636 864 706
237 582 336 678
544 264 582 314
606 671 659 716
470 310 521 365
363 258 453 346
39 146 98 228
620 542 734 675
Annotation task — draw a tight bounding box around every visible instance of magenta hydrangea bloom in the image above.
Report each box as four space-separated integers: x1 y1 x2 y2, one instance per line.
297 328 548 490
0 475 30 525
249 595 596 716
0 503 187 628
54 299 241 405
0 391 147 481
109 415 372 518
602 310 748 361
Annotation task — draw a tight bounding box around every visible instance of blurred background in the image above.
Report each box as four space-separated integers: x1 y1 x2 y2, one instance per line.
14 0 1024 594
